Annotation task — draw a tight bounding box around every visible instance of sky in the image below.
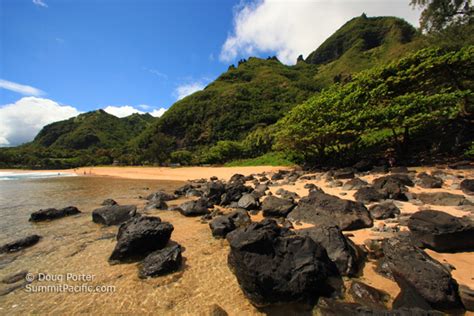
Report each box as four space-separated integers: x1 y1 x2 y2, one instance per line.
0 0 422 146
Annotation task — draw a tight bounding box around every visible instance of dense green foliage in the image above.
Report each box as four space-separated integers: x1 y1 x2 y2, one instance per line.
276 46 474 165
411 0 473 32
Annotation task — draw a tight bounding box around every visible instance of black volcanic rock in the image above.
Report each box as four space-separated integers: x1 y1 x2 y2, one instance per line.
29 206 80 222
261 196 295 217
416 192 472 206
209 209 251 238
369 202 400 220
381 237 463 311
92 205 137 226
372 174 413 201
288 190 373 231
146 191 177 202
416 172 443 189
460 179 474 195
226 219 337 307
177 198 210 216
296 225 363 276
101 198 117 206
342 178 368 190
407 210 474 252
138 244 182 278
354 187 386 203
348 281 389 310
237 194 259 210
109 216 173 263
0 235 41 254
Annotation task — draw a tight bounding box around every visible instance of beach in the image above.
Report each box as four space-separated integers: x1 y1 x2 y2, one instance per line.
0 165 473 314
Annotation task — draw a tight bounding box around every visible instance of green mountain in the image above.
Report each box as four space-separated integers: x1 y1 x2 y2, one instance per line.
137 57 320 150
32 110 154 150
306 15 423 86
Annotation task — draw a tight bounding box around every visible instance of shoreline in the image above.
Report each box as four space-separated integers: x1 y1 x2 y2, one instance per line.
0 166 290 182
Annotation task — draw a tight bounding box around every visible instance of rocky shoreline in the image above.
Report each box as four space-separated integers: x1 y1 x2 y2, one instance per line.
1 164 474 314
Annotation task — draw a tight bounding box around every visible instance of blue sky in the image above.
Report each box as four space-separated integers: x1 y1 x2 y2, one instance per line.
0 0 422 146
0 0 236 110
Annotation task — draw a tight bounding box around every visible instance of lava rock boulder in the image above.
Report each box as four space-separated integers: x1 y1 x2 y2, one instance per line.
92 205 137 226
407 210 474 252
288 190 373 231
109 216 173 263
138 244 182 278
226 219 337 307
296 225 363 276
261 196 295 218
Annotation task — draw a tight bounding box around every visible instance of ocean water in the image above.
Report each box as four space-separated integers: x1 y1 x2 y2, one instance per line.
0 172 76 182
0 176 262 315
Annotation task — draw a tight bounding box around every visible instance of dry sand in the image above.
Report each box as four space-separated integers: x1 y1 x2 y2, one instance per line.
72 166 291 181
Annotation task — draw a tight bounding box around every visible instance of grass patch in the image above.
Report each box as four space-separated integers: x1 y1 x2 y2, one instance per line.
225 152 295 167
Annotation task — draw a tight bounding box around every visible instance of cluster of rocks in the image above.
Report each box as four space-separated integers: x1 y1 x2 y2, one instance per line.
108 216 182 278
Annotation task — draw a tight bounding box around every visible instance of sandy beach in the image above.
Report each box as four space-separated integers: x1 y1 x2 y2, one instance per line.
1 165 473 314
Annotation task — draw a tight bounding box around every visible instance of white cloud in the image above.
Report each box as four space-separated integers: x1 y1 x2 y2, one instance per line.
138 104 151 110
150 108 167 117
103 105 144 118
32 0 48 7
104 105 167 118
220 0 423 65
175 82 206 100
0 97 80 146
0 79 45 96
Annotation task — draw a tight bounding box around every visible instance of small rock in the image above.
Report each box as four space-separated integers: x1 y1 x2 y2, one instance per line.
0 235 41 254
29 206 80 222
138 244 182 278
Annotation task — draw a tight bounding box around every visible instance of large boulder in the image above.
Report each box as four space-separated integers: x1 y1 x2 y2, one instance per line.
29 206 81 222
138 244 182 278
261 196 296 218
109 216 173 263
460 179 474 195
381 237 463 311
92 205 137 226
209 209 251 238
369 202 400 220
416 192 472 206
407 210 474 252
226 219 337 307
354 187 386 203
296 225 363 276
237 194 259 210
416 173 443 189
288 190 373 231
372 174 414 201
0 235 41 254
177 198 210 216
